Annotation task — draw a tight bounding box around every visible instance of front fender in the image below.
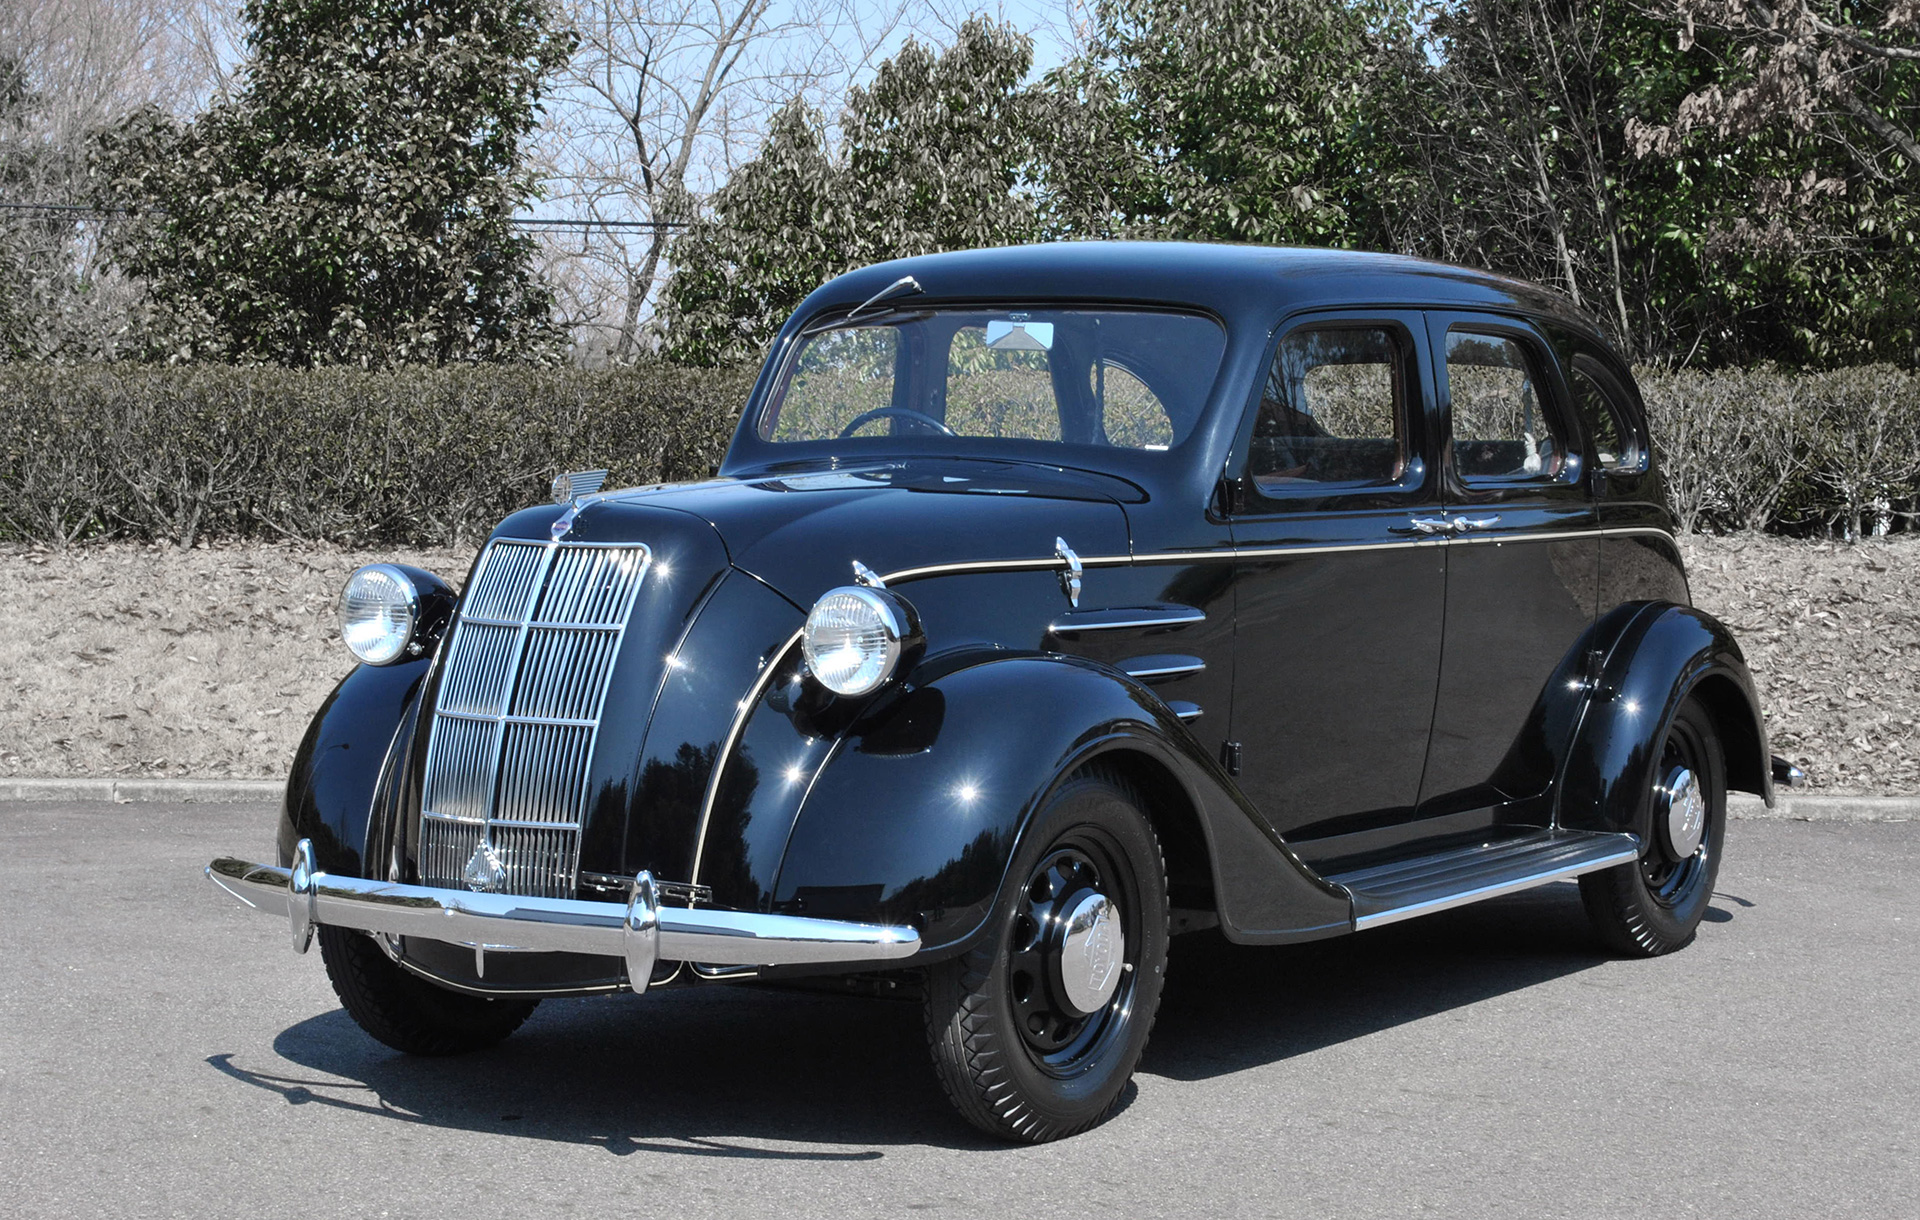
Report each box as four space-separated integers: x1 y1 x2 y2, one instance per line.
767 653 1351 960
277 659 431 876
1557 602 1770 839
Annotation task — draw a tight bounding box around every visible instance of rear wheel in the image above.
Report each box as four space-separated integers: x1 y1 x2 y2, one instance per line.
319 926 538 1055
924 766 1169 1142
1580 695 1726 956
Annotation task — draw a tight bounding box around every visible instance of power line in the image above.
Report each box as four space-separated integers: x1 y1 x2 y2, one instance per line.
0 202 689 230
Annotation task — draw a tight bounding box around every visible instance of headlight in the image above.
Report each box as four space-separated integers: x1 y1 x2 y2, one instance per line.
340 564 421 665
803 586 920 696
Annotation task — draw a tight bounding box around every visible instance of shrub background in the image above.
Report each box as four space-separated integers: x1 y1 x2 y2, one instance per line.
2 361 1915 548
0 363 755 548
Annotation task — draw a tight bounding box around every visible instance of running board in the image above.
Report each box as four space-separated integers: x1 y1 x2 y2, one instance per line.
1327 829 1642 931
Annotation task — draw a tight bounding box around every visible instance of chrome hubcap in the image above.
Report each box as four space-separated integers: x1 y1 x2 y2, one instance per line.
1056 891 1124 1016
1661 767 1705 859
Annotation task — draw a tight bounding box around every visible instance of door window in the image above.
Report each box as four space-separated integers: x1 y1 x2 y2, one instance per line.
1249 327 1409 494
1567 357 1648 474
1444 331 1565 482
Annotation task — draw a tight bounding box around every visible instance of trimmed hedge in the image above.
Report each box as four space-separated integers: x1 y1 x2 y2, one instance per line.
0 362 1913 546
1638 365 1920 538
0 364 756 547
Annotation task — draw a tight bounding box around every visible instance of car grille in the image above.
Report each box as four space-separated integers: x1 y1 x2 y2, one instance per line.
417 539 651 898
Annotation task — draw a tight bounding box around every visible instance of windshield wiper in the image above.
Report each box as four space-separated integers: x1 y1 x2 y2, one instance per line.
848 275 923 320
800 275 925 337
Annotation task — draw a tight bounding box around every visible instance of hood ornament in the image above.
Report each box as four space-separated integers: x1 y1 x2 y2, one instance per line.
553 469 609 505
550 468 610 540
462 839 506 893
1056 537 1083 607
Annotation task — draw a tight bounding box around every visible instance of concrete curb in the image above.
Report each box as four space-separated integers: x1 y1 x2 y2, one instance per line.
1730 792 1917 822
0 778 1912 819
0 778 283 803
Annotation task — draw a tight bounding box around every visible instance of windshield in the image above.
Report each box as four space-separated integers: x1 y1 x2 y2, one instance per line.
758 308 1227 451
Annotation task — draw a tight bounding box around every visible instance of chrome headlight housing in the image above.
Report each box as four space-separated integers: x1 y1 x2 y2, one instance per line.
803 585 921 696
340 564 424 665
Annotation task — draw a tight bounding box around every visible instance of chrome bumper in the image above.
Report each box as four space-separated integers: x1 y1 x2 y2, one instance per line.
206 838 921 995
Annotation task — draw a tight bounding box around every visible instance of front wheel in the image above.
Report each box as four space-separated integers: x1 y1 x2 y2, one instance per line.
319 926 539 1055
923 765 1169 1142
1580 694 1727 956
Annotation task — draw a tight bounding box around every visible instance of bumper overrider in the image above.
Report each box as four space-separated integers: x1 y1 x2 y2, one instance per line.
206 838 922 994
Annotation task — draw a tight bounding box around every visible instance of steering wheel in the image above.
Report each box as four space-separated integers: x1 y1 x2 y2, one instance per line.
838 407 957 439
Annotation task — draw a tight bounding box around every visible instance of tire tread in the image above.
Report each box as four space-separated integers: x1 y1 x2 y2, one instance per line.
319 926 538 1056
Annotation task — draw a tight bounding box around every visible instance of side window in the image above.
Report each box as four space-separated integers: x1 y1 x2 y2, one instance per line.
1568 357 1647 474
1249 326 1408 492
1445 330 1564 481
1093 362 1174 449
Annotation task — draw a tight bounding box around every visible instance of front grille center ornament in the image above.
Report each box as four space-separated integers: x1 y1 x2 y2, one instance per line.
463 840 505 892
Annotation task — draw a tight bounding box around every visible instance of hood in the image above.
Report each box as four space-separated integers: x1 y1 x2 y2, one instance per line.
499 457 1140 607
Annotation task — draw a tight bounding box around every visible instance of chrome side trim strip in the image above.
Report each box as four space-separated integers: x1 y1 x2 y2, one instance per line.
1167 701 1203 722
882 555 1071 583
207 846 921 996
1050 604 1207 635
1118 655 1206 681
687 628 808 891
878 527 1676 585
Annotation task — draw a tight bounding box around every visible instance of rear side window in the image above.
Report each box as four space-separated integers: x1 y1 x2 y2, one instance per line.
1444 330 1565 482
1249 326 1409 492
1568 356 1648 474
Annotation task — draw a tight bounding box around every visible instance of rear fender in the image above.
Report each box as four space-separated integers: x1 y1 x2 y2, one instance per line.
1556 602 1770 839
767 653 1351 961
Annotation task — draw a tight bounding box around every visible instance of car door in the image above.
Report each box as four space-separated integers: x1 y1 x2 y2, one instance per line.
1416 312 1600 823
1226 311 1449 869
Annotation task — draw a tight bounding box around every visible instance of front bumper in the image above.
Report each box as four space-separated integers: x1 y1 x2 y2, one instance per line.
206 838 921 995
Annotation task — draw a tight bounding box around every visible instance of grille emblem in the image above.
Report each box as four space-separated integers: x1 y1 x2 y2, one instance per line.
463 840 505 892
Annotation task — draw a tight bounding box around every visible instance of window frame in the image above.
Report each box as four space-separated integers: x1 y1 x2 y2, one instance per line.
1432 315 1585 494
1230 313 1434 514
753 302 1228 455
1565 351 1651 478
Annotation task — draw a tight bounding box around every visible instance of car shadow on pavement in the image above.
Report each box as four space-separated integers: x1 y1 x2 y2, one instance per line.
207 881 1734 1153
1144 880 1622 1081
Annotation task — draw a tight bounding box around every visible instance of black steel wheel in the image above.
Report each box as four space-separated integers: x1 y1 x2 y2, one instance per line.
924 764 1169 1142
1580 694 1727 956
319 926 538 1056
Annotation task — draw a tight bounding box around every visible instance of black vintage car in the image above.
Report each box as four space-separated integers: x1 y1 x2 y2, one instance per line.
209 242 1795 1142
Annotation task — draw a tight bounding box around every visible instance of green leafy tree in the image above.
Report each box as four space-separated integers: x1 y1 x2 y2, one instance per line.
1627 1 1920 364
1042 0 1424 248
661 18 1044 365
93 0 575 366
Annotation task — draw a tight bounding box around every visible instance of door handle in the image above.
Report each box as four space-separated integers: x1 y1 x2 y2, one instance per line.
1391 516 1456 536
1451 515 1502 532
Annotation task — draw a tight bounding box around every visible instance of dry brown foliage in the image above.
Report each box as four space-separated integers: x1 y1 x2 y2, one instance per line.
3 533 1914 794
1681 532 1919 794
0 540 475 781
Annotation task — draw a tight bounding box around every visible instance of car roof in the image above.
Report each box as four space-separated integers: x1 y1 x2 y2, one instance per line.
798 241 1612 349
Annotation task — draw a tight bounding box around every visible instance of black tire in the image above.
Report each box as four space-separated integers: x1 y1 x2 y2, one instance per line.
318 927 539 1056
924 765 1169 1142
1579 694 1727 956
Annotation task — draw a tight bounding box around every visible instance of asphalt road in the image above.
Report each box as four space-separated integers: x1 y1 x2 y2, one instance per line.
2 801 1914 1219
